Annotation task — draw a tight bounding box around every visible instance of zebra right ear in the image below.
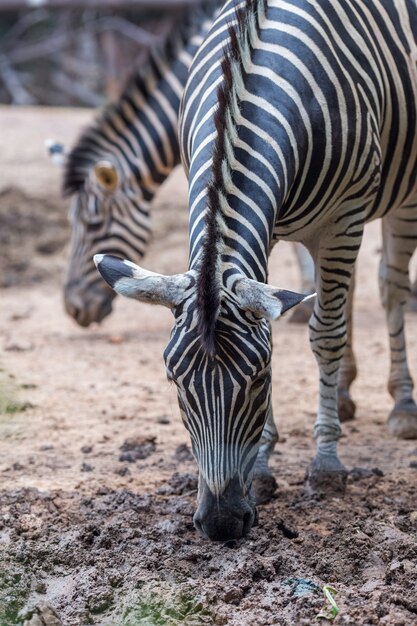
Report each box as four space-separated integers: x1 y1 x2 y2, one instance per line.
94 255 195 309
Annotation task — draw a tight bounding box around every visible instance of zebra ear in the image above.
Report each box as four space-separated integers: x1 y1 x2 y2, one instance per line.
234 277 316 321
93 255 195 309
94 161 119 192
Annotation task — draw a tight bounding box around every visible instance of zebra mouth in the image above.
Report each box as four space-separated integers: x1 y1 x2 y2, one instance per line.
64 283 115 327
193 475 256 541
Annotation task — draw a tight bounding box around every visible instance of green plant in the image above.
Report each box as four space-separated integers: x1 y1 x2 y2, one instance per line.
123 591 213 626
317 585 339 621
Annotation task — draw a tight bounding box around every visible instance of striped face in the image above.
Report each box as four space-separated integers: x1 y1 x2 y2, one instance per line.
64 166 152 327
164 294 273 499
94 253 311 539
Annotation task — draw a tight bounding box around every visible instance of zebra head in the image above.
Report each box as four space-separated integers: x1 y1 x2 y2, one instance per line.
62 142 152 328
94 254 311 540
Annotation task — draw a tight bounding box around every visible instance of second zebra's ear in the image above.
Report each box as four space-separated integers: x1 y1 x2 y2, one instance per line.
93 161 119 192
94 254 195 309
234 277 316 321
45 139 68 167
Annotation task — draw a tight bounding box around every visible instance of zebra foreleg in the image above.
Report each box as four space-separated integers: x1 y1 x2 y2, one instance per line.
306 225 363 494
337 268 357 422
380 210 417 439
252 406 278 504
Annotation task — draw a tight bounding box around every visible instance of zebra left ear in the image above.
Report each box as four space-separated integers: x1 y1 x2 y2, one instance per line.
234 277 316 321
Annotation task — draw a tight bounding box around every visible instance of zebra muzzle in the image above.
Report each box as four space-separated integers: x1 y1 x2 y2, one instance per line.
193 475 256 541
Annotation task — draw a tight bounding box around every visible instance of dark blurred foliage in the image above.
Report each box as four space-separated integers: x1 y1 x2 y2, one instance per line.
0 4 187 106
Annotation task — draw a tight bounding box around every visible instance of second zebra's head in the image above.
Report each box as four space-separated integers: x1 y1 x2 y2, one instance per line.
60 140 153 327
94 254 312 541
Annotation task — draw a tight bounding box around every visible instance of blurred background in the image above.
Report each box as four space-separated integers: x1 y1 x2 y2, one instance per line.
0 0 198 106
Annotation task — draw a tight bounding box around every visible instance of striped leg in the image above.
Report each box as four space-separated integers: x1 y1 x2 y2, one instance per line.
306 223 364 493
379 207 417 439
253 405 278 504
337 269 357 422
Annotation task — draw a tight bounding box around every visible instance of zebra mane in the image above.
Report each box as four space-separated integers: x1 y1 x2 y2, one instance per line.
63 0 219 197
196 0 264 357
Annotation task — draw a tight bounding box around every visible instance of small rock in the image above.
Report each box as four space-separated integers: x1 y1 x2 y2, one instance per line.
119 436 156 462
276 518 299 539
4 341 34 352
157 414 171 424
81 463 93 472
108 335 124 344
81 445 92 454
22 602 62 626
174 443 194 463
409 461 417 469
114 466 130 476
157 472 198 495
33 581 46 594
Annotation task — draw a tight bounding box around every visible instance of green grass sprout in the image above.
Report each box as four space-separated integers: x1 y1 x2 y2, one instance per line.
317 585 339 620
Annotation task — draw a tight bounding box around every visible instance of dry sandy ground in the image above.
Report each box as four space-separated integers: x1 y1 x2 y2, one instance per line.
0 107 416 626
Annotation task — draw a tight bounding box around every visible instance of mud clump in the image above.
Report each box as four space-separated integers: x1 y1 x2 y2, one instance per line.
119 436 157 462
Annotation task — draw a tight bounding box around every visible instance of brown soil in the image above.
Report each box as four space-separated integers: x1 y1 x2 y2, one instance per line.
0 107 416 626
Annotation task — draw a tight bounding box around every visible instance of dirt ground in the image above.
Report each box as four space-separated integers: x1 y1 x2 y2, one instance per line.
0 106 416 626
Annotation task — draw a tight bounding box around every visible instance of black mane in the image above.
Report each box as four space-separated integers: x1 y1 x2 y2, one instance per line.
196 0 261 357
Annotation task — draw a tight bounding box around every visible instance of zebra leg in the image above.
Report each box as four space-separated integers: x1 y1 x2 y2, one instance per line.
306 225 363 494
252 405 278 504
337 268 357 422
289 242 316 324
379 211 417 439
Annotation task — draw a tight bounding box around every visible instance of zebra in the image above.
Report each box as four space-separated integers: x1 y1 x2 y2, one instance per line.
95 0 417 540
61 0 222 327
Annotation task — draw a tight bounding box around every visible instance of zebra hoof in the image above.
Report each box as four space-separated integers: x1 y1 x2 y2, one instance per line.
288 298 314 324
338 391 356 422
252 470 277 505
388 399 417 439
305 454 347 496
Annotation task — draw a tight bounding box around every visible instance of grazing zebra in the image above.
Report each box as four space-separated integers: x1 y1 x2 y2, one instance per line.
95 0 417 540
61 0 221 327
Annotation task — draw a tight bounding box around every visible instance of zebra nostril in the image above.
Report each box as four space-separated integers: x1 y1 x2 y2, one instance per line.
193 515 205 537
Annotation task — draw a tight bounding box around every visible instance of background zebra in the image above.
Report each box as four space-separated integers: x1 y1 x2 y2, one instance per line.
96 0 417 541
60 0 221 327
